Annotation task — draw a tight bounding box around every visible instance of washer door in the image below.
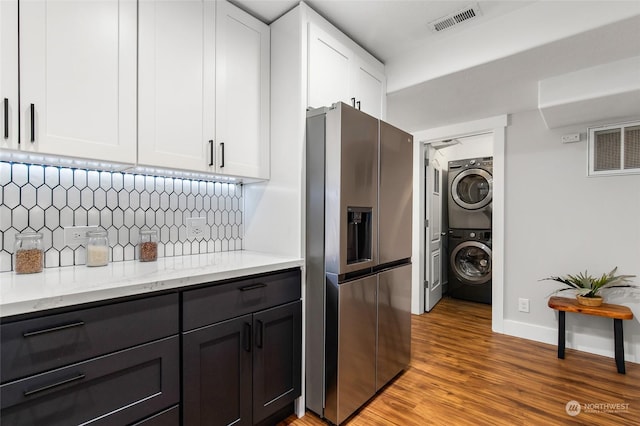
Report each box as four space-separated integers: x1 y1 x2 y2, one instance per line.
451 241 492 285
451 168 493 210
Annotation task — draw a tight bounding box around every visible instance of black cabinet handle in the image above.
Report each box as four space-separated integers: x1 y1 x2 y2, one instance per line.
351 97 356 108
356 100 361 111
243 322 252 352
208 140 214 166
256 320 264 348
30 103 35 142
239 283 266 292
23 373 86 397
23 321 85 338
3 98 8 139
220 142 225 168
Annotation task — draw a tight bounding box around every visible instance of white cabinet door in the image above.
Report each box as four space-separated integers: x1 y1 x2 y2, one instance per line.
215 0 270 179
352 56 385 119
19 0 136 164
138 0 215 172
1 0 18 151
307 23 352 110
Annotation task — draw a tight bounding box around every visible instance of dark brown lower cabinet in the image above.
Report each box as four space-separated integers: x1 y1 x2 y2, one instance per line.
183 300 302 425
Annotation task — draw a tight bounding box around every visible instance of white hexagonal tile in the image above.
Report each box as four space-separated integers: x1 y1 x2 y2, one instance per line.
67 187 81 209
140 192 150 210
87 208 100 226
145 210 155 227
94 189 106 210
106 189 118 209
159 193 169 211
44 166 59 188
112 245 124 262
36 185 52 209
118 226 129 245
0 206 11 231
41 228 52 250
74 208 88 226
187 194 195 211
80 188 93 209
100 171 111 190
169 193 178 211
45 207 60 230
74 169 87 189
0 250 12 272
59 207 74 228
112 173 124 191
169 226 179 243
129 191 140 210
60 247 74 266
0 162 11 186
155 210 165 227
160 226 170 243
134 175 145 192
123 209 135 227
4 183 19 209
29 206 45 230
123 174 134 191
59 168 74 189
45 249 60 268
100 210 112 228
52 186 66 209
12 206 29 231
12 163 28 186
52 228 65 248
134 210 145 227
145 176 155 193
178 194 187 210
87 170 100 189
150 192 160 210
29 165 45 188
124 244 135 261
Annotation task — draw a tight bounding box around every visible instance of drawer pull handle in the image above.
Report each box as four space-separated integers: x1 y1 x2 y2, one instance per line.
30 103 35 142
243 322 252 352
23 373 86 397
256 320 264 348
3 98 8 139
23 321 85 337
239 283 266 292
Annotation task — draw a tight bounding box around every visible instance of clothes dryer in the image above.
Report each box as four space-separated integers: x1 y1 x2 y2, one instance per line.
448 157 492 229
448 229 492 304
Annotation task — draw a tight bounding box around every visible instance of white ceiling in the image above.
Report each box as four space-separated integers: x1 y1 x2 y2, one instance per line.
233 1 640 132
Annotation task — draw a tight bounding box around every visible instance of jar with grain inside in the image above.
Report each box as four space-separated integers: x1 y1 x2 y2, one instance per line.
138 229 158 262
86 229 109 267
14 232 44 274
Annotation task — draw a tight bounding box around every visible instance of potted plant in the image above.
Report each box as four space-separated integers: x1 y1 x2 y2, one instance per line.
541 267 637 306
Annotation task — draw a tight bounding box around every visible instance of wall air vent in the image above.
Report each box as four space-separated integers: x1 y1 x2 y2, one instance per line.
428 3 482 33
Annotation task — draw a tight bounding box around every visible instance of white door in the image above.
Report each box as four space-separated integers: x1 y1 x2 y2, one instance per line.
19 0 137 164
215 0 270 179
351 57 385 119
307 23 352 109
138 0 215 172
425 146 443 311
1 0 18 150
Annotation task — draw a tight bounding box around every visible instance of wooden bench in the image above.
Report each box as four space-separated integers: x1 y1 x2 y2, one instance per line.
547 296 634 374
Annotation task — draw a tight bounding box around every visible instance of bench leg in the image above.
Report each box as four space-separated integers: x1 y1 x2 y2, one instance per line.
614 319 625 374
558 311 565 359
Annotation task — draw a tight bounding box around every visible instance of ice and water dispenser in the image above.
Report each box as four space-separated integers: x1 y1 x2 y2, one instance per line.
346 207 372 265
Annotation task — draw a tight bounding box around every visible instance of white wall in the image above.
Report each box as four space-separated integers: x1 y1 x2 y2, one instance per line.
503 110 640 361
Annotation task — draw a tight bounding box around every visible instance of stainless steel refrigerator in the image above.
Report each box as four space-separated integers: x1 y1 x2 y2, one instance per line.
306 102 413 425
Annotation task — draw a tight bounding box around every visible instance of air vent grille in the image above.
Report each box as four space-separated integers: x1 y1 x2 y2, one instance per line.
429 4 482 33
588 121 640 176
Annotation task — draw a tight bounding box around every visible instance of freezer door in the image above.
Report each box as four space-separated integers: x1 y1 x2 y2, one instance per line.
324 274 377 424
379 121 413 264
377 264 412 390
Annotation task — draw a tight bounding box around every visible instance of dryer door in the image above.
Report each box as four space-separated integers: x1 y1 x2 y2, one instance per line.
451 168 493 210
450 241 492 285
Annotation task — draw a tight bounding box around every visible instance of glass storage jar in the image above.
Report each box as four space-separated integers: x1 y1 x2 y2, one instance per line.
14 232 44 274
138 229 158 262
86 228 109 267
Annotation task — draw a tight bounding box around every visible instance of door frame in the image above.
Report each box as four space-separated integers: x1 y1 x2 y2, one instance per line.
411 115 507 333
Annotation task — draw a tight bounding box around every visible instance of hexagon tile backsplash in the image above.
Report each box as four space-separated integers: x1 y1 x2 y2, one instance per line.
0 162 243 272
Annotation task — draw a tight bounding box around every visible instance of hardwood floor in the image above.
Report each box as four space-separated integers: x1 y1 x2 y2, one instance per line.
280 297 640 425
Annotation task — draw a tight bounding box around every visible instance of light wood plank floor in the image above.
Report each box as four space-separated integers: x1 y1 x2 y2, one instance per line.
280 297 640 425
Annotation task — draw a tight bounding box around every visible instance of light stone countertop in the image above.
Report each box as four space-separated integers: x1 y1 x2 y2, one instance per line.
0 250 304 318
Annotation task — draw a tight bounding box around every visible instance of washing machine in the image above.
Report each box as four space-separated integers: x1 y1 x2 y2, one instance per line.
448 157 493 229
448 229 492 304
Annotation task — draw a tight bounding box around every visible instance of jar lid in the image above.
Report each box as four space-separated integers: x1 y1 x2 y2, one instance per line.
87 228 108 237
139 229 158 236
16 232 43 240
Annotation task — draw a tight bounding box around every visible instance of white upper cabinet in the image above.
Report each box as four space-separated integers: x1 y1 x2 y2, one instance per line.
215 0 270 180
138 0 269 180
307 21 386 119
308 24 352 109
0 0 18 151
19 0 137 164
138 0 215 172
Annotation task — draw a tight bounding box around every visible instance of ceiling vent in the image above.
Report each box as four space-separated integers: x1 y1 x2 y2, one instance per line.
428 3 482 33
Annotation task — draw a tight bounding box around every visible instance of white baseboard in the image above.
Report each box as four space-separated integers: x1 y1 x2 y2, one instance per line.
503 319 639 364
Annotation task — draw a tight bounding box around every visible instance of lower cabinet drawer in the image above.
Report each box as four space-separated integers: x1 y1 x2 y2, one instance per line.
0 336 179 426
1 293 179 383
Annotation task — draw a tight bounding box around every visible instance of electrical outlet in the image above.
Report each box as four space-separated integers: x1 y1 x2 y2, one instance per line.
518 298 530 313
64 226 98 246
561 133 580 143
186 217 206 240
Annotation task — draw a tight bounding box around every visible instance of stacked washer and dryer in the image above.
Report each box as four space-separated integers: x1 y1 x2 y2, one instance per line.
447 157 493 304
